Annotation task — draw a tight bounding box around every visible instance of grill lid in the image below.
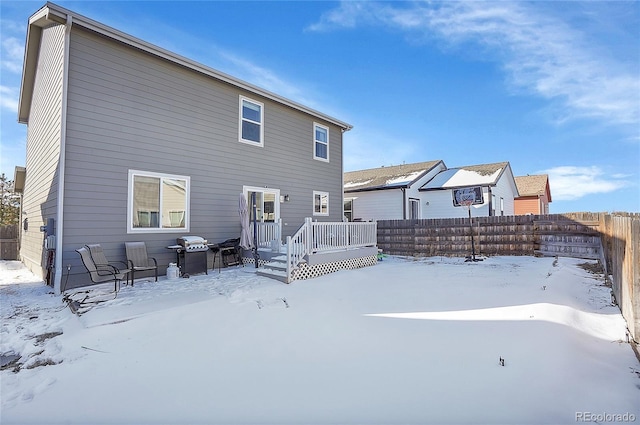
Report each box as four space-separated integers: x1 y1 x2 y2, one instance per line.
177 236 209 251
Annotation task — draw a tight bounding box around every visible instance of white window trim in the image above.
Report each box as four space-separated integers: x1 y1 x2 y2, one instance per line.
243 185 280 222
409 198 420 219
239 95 264 147
313 122 329 162
344 197 354 221
313 191 329 216
127 170 190 234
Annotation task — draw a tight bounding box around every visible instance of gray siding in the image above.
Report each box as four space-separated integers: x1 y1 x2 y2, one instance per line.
20 24 65 280
61 27 344 288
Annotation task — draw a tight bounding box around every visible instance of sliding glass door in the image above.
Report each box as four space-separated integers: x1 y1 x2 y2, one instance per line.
244 186 280 223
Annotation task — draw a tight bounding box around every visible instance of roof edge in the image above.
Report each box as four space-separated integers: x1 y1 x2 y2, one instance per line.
419 183 496 192
19 2 352 130
345 185 408 193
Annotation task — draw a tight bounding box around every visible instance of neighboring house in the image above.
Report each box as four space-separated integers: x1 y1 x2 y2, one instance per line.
419 162 519 219
17 3 354 292
344 161 519 220
343 161 447 221
514 174 552 215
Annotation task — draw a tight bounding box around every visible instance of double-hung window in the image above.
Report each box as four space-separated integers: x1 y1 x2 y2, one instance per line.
313 123 329 161
128 170 189 233
313 191 329 216
239 96 264 146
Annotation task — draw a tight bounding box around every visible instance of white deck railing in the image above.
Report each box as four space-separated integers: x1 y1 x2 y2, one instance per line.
286 218 377 282
310 221 378 252
251 219 282 251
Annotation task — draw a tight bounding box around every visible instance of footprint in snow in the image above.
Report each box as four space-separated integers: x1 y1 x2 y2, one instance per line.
21 377 57 402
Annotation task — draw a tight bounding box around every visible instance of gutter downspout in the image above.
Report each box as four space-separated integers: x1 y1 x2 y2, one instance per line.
54 15 72 295
401 188 407 219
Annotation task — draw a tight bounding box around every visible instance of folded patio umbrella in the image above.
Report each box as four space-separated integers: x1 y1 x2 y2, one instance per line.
239 193 253 250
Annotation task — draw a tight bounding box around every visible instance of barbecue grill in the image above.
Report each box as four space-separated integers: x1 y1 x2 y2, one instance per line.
177 236 209 252
174 236 209 276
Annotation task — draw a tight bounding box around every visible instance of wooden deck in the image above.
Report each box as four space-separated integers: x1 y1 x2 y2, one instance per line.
244 219 378 282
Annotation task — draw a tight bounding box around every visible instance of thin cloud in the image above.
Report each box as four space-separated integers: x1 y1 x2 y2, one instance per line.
2 36 24 74
0 86 18 113
1 20 25 115
540 166 631 201
308 1 640 129
214 50 319 110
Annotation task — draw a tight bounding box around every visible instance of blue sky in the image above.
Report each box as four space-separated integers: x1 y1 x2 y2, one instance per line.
1 1 638 213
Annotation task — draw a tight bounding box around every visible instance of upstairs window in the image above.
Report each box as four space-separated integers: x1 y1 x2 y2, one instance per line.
313 123 329 161
239 96 264 146
313 191 329 216
128 170 189 233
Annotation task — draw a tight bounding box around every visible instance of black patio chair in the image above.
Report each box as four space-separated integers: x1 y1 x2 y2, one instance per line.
125 241 158 284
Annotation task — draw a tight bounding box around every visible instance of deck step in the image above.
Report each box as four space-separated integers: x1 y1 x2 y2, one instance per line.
257 255 290 283
256 269 289 283
263 261 287 271
271 255 306 264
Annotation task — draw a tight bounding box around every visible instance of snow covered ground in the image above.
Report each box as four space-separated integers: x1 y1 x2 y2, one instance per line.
1 255 639 425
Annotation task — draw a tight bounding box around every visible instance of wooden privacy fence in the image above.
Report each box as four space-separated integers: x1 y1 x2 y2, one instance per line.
377 213 602 258
598 213 640 343
377 212 640 342
1 224 19 260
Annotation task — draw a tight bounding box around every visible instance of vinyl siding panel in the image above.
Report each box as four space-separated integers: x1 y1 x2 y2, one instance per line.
491 171 516 216
60 27 344 288
515 197 542 215
423 188 490 219
350 190 404 221
404 165 446 219
20 24 65 279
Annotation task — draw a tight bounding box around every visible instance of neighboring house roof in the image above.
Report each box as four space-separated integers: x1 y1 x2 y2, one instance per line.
18 2 352 131
344 160 444 192
420 161 512 191
515 174 552 202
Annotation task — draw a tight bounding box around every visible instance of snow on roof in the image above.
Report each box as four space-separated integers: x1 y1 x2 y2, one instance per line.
344 160 443 192
421 162 508 190
344 179 373 189
385 171 425 186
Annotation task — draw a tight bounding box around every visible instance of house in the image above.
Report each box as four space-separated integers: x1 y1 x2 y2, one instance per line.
17 3 373 292
514 174 552 215
344 160 519 220
343 161 447 221
419 162 519 219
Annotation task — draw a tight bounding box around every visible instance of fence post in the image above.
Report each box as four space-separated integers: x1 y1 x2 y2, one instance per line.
305 217 313 254
286 235 292 283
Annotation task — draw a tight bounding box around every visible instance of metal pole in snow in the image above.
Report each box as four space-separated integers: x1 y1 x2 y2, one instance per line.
469 207 476 260
252 192 259 268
